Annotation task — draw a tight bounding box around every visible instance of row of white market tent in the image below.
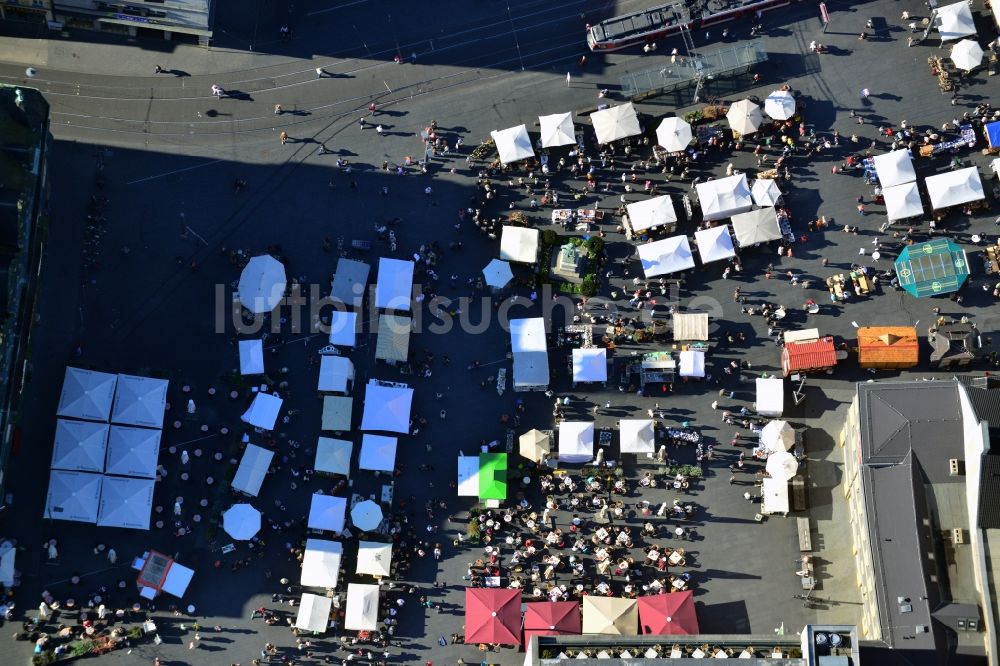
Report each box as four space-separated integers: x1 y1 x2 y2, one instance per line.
519 419 662 465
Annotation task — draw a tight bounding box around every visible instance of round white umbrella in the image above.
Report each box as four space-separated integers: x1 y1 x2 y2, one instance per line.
766 451 799 481
760 420 795 452
351 500 384 532
223 504 261 540
238 255 287 314
655 117 693 152
763 90 796 120
726 99 763 136
950 39 984 71
482 259 513 289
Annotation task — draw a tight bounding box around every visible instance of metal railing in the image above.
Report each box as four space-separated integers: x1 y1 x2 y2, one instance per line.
621 39 768 101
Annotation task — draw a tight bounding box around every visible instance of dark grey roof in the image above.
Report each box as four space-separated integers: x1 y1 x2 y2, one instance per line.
330 258 369 309
976 454 1000 530
957 377 1000 451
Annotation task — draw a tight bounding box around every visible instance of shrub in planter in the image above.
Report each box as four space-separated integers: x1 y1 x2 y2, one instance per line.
580 275 598 298
32 652 56 666
541 229 559 246
584 236 605 256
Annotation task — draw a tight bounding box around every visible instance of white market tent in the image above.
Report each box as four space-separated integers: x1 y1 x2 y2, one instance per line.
238 339 265 375
491 125 535 165
678 349 705 378
238 255 286 314
111 374 168 429
51 419 108 473
321 396 353 432
222 503 261 541
232 443 274 497
457 455 479 497
872 149 917 188
44 470 102 523
936 1 977 41
96 476 154 530
511 317 550 390
301 539 343 588
572 348 607 383
763 90 796 121
726 99 763 135
374 258 414 312
483 259 514 290
696 174 753 221
626 195 677 233
0 542 14 588
558 421 594 464
314 437 352 476
241 392 283 430
57 367 117 422
318 356 355 394
591 103 641 144
883 182 925 221
539 113 576 148
360 382 413 434
750 178 782 207
694 225 736 264
927 167 984 209
295 593 333 633
952 39 985 70
619 419 655 454
500 226 540 264
761 477 789 515
330 259 370 309
637 235 695 277
356 541 393 577
731 207 783 246
655 117 693 152
376 314 411 363
359 434 398 472
105 425 160 479
328 310 358 347
755 377 784 417
308 494 346 533
672 312 709 341
345 583 380 631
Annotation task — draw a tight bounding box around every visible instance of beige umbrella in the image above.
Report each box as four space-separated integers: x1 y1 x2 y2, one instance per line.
582 596 639 635
726 99 763 136
766 451 799 481
760 420 795 452
519 429 551 462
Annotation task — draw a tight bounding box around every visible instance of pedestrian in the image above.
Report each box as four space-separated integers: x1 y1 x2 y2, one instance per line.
566 72 571 87
154 65 164 74
857 203 865 215
860 88 870 100
368 101 376 115
376 124 384 136
107 548 117 564
359 117 366 130
279 131 288 145
604 400 611 409
274 104 282 115
316 67 325 78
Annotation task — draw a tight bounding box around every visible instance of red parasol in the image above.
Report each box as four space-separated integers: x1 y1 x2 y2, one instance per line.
636 590 699 635
464 588 521 646
523 601 581 648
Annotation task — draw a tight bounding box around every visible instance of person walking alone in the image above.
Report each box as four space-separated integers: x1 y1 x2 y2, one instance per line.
274 104 282 116
279 131 288 145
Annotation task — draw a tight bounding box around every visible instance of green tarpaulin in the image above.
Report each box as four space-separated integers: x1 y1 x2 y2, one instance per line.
894 238 968 298
478 453 507 501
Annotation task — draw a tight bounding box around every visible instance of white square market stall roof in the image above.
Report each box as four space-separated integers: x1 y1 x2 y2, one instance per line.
883 182 925 221
926 167 984 209
936 1 976 41
750 178 782 207
232 443 274 497
538 112 576 148
619 419 655 454
296 593 333 633
330 258 369 309
376 314 411 362
457 455 479 497
328 311 358 347
637 235 695 277
678 350 705 377
356 541 393 577
591 103 641 144
511 317 550 389
318 356 354 393
672 312 709 341
359 434 398 472
300 538 342 588
696 173 753 221
51 419 108 473
57 367 117 422
308 494 346 533
345 583 380 631
872 149 917 187
500 226 540 264
45 470 102 523
762 477 789 515
730 208 783 246
360 383 413 434
105 425 161 479
694 225 736 264
490 125 535 165
241 392 283 430
755 377 784 417
314 437 352 476
238 339 265 375
322 396 353 432
374 258 414 311
626 195 677 233
558 421 594 464
97 476 154 530
111 374 168 429
572 348 607 382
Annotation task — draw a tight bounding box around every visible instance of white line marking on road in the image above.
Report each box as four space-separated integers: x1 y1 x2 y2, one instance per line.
307 0 368 16
126 159 225 185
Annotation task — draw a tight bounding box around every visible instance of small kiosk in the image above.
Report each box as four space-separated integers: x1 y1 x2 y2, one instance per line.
781 330 837 377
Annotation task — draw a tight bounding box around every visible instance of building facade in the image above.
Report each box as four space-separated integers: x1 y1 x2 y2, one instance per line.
0 0 53 23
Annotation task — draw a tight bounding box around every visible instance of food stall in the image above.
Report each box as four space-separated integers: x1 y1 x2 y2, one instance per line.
781 332 837 377
857 327 919 369
639 351 675 389
755 377 784 417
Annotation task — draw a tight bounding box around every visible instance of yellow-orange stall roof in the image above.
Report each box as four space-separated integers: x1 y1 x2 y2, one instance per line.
857 326 919 367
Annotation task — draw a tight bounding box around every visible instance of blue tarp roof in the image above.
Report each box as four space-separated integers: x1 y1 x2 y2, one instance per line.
986 121 1000 149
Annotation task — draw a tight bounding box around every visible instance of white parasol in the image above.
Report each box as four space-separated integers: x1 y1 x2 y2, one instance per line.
766 451 799 481
482 259 514 289
655 117 693 152
726 99 763 136
351 500 384 532
760 420 795 452
238 255 287 314
763 90 796 120
950 39 984 71
222 504 261 540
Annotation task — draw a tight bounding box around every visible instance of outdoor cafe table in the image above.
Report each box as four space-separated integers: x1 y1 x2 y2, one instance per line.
668 550 684 565
671 578 687 590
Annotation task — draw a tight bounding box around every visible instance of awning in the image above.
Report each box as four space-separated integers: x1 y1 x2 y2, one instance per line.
238 339 265 375
678 350 705 377
238 254 286 313
500 226 540 264
637 591 699 635
329 310 358 347
755 377 784 417
558 421 594 463
696 174 753 221
57 367 117 422
762 477 789 515
539 113 576 148
96 476 154 530
572 348 607 382
731 208 782 246
308 494 346 533
626 195 678 233
376 314 411 363
45 471 102 524
360 382 413 434
518 430 551 463
483 259 513 289
479 453 507 501
295 593 333 633
582 596 639 635
491 125 535 164
523 601 581 644
465 588 522 646
694 225 736 264
374 257 414 311
223 503 261 540
872 149 916 187
511 317 549 389
356 541 392 577
330 258 369 309
112 374 168 429
301 538 342 588
672 312 709 341
619 419 655 454
750 178 782 207
359 434 397 472
241 392 283 430
105 425 160 479
321 396 353 432
883 181 924 221
232 443 274 497
351 499 384 532
637 235 695 277
936 1 976 41
655 117 692 152
894 238 969 298
763 90 796 120
345 583 381 631
726 99 763 135
591 103 641 144
51 419 108 473
318 356 354 393
926 167 984 209
314 437 352 476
